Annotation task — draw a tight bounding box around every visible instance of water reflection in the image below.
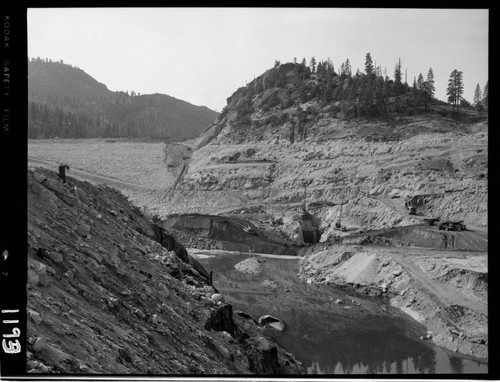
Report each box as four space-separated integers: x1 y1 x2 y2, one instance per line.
276 311 438 375
199 253 487 374
449 354 465 373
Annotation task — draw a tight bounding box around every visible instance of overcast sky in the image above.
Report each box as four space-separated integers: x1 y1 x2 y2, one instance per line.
28 8 488 112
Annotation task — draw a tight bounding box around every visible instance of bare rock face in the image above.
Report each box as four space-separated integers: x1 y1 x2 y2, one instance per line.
205 304 239 337
167 62 487 233
27 167 304 375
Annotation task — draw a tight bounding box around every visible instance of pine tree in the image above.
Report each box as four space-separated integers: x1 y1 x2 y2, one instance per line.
394 58 402 93
411 76 419 112
426 68 435 99
316 61 324 76
310 57 317 73
365 52 374 76
344 59 352 77
326 57 334 75
482 81 488 109
417 73 424 90
473 83 482 106
446 69 464 110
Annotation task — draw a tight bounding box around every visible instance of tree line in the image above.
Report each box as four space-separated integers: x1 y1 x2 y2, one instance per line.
234 54 438 120
266 53 488 117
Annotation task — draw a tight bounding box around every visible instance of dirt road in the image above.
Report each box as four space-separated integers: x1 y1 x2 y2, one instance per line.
386 249 487 315
28 157 160 192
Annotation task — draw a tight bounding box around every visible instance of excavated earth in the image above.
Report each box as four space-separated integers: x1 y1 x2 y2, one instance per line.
154 94 488 363
297 239 488 360
26 167 304 375
27 66 488 370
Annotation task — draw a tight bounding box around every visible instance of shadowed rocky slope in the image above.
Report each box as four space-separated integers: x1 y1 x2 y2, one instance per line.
26 166 304 374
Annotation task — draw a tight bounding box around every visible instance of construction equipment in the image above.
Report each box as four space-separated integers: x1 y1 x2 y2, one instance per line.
423 217 440 226
300 206 320 244
405 196 418 215
334 201 347 231
438 220 467 231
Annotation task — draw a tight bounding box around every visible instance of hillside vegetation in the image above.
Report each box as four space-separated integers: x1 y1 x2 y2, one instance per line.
28 59 218 140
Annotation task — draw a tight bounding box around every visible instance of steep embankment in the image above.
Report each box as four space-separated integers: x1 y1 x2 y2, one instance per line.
168 63 487 235
161 214 300 255
27 166 304 374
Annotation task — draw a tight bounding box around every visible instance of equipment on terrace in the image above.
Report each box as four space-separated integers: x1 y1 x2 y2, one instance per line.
438 220 467 231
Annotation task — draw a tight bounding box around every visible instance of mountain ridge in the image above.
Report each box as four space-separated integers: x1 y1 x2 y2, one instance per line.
28 59 219 140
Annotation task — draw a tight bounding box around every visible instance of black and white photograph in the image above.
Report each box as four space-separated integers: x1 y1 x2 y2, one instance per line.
1 6 490 378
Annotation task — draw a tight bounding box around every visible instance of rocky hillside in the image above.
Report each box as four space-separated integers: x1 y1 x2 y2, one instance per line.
28 59 218 139
170 62 487 236
26 166 304 374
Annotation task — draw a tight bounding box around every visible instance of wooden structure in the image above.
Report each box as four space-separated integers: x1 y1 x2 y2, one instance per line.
300 208 320 244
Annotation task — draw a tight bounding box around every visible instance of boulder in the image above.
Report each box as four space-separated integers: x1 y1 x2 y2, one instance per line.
47 251 63 263
33 171 48 183
204 304 238 337
44 178 65 194
76 223 91 237
36 265 48 286
75 187 90 205
257 315 286 332
32 337 48 352
267 321 286 332
211 293 223 302
134 308 146 319
28 310 43 325
28 269 39 285
235 257 263 275
109 245 120 264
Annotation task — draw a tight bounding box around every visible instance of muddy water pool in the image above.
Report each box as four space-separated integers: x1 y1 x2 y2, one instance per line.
198 252 488 375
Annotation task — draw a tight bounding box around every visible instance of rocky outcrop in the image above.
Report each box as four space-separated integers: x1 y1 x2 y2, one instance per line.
27 167 304 374
205 304 239 337
166 62 488 233
162 214 300 255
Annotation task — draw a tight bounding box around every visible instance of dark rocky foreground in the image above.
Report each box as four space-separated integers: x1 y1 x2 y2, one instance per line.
26 166 304 375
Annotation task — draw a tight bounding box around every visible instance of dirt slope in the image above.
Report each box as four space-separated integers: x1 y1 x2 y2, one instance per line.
297 244 488 360
185 119 486 224
26 166 304 375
